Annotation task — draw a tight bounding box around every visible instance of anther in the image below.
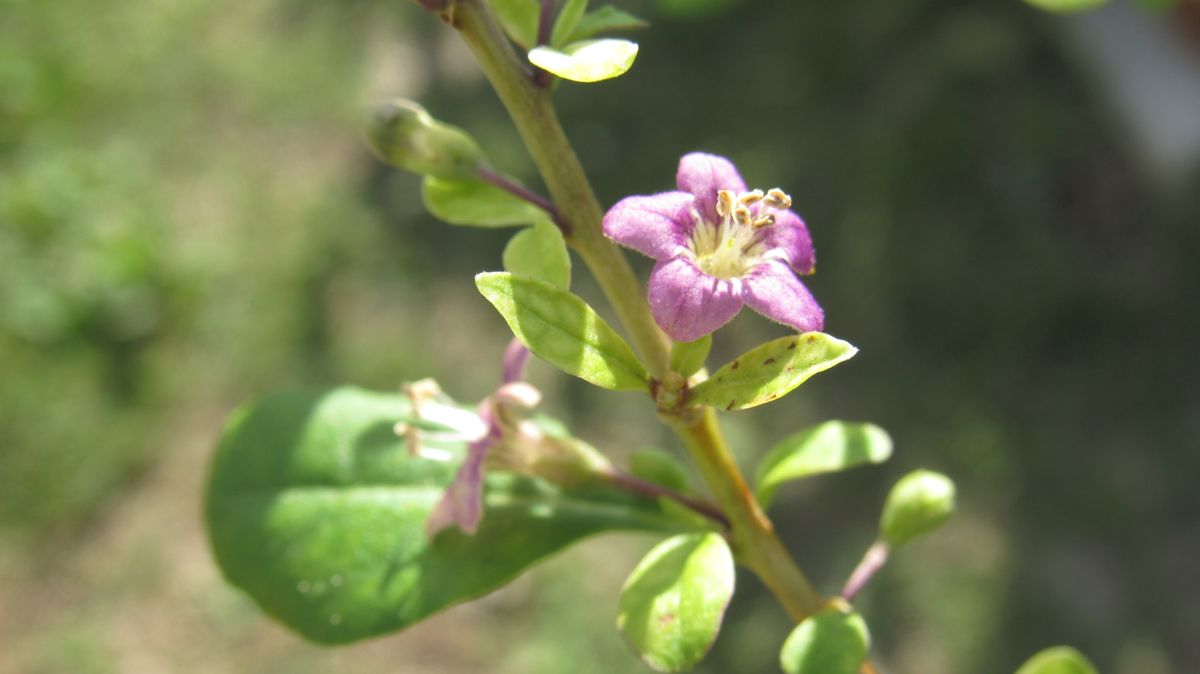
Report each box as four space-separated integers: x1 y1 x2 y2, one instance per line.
733 205 752 226
716 190 736 218
752 214 776 229
738 189 764 206
764 188 791 210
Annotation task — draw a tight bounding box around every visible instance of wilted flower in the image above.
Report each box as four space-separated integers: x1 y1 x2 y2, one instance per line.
603 152 823 342
408 340 606 537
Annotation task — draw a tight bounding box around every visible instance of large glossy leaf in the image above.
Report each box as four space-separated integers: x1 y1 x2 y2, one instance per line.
780 607 870 674
422 176 546 228
528 39 639 83
206 387 691 644
689 333 856 410
502 219 571 289
476 272 649 391
617 532 735 672
755 421 893 508
1015 646 1098 674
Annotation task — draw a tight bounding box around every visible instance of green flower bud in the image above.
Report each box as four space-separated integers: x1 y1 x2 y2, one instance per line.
880 469 955 548
366 99 484 180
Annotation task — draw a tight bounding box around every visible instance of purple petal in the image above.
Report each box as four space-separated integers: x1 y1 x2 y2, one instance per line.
501 338 530 384
742 260 824 333
427 406 499 537
759 209 815 274
425 438 488 537
602 191 695 260
648 257 744 342
676 153 747 224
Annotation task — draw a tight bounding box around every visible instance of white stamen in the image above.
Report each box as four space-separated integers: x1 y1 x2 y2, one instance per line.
686 187 792 279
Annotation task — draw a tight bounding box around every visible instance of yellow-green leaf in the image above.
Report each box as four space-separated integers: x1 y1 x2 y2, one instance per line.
1015 646 1098 674
689 333 856 411
476 272 649 391
502 220 571 289
617 532 734 672
755 421 893 508
528 38 639 83
422 176 546 228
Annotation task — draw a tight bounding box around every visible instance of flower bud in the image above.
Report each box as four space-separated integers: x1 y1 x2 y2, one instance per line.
879 469 955 548
366 99 484 180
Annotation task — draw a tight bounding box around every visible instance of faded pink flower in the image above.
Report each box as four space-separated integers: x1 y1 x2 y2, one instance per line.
603 152 823 342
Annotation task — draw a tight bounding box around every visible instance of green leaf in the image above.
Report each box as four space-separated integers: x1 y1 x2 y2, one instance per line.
422 176 547 228
567 5 649 43
629 448 690 492
755 421 893 508
476 272 649 391
880 469 956 548
689 333 856 411
528 39 639 83
780 607 870 674
206 387 694 644
490 0 540 48
617 532 735 672
502 220 571 289
1015 646 1099 674
1023 0 1109 13
669 334 711 378
551 0 589 48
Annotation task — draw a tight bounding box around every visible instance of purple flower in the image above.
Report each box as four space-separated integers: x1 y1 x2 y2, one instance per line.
603 153 823 342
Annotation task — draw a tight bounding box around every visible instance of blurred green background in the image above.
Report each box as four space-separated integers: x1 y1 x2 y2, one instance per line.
2 0 1198 672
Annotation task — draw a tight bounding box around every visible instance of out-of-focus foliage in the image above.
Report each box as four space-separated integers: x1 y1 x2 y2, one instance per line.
2 0 1198 672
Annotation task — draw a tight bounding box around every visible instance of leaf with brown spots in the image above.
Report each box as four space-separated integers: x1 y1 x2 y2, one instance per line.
690 333 857 411
616 533 734 672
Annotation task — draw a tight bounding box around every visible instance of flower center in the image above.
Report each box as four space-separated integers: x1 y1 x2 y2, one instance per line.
688 187 791 279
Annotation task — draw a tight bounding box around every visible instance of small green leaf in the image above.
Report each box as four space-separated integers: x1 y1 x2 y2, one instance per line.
1015 646 1099 674
422 176 546 228
1023 0 1109 13
880 469 955 548
528 38 639 83
755 421 893 508
630 448 690 492
551 0 589 47
780 607 870 674
690 333 856 411
669 334 711 378
503 220 571 289
206 387 694 644
475 272 649 391
567 5 649 43
617 532 735 672
490 0 540 48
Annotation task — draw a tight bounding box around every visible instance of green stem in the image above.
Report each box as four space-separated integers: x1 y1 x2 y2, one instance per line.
667 408 824 620
450 0 825 624
453 0 669 377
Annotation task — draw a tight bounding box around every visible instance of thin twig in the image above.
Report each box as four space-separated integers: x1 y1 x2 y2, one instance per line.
603 468 731 529
477 165 569 233
532 0 556 86
841 540 890 602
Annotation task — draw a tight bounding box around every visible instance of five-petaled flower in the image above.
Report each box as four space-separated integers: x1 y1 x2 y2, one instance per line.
603 152 823 342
